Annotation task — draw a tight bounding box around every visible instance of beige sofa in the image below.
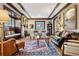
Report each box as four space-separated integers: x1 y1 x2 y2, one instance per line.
63 40 79 55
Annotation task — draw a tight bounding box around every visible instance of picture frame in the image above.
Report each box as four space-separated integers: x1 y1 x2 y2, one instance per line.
64 5 77 30
35 21 45 30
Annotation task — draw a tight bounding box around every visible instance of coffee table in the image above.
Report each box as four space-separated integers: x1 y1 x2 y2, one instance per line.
37 38 50 46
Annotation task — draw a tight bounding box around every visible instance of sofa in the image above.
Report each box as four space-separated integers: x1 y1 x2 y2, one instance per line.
4 27 21 40
0 38 17 56
63 39 79 55
63 32 79 55
51 31 72 48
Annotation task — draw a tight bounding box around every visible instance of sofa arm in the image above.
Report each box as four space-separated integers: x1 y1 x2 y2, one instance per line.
63 40 79 56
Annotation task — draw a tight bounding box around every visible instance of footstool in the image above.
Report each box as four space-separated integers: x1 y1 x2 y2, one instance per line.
16 38 25 51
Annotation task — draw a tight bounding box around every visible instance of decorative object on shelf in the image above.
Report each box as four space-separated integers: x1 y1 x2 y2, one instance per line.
30 24 34 29
25 24 28 28
25 20 28 28
22 17 28 29
0 10 10 56
24 30 30 37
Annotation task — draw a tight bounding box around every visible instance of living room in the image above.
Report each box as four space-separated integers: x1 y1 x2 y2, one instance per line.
0 3 79 56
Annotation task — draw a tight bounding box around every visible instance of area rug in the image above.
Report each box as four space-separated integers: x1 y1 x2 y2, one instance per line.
14 39 61 56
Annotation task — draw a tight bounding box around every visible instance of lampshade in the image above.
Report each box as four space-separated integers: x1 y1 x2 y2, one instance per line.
0 10 10 24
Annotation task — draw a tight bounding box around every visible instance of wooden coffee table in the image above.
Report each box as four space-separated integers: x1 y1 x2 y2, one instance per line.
37 38 49 46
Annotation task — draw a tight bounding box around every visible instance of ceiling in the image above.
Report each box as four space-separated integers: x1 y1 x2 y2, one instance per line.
21 3 57 18
3 3 68 18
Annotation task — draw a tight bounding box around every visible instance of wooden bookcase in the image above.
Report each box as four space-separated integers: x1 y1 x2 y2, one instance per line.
47 22 52 35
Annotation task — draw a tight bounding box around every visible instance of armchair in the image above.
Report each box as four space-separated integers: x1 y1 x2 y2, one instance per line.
0 38 17 56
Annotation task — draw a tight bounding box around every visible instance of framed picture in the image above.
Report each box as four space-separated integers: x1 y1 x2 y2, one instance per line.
35 21 45 30
30 24 34 29
64 5 77 30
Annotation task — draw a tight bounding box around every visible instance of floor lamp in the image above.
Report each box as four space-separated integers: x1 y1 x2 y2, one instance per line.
0 10 10 56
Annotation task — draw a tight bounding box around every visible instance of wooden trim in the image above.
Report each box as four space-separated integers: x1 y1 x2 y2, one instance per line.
20 15 22 37
48 3 60 18
75 5 77 29
7 3 23 15
18 3 26 11
3 5 21 20
53 17 57 33
27 18 52 20
52 3 72 19
3 5 19 16
7 3 28 18
62 44 64 56
53 19 55 34
18 3 31 18
9 15 21 20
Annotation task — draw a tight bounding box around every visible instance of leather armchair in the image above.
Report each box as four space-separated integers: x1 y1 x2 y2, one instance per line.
0 38 17 56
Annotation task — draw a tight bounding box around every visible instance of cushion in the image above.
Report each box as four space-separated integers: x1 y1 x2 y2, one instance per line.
55 31 62 36
10 31 15 34
5 31 11 35
5 30 15 36
51 37 59 45
51 36 63 45
53 36 61 41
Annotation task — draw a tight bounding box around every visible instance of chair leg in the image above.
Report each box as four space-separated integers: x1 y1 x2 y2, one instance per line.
37 39 39 46
16 45 20 53
23 46 25 49
62 44 64 56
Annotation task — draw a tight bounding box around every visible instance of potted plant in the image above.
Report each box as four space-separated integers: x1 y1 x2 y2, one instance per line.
24 30 30 37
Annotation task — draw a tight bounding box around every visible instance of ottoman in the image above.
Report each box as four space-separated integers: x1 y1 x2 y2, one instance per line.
16 38 25 51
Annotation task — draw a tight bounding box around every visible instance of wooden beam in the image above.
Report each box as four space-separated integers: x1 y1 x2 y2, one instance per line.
52 3 72 19
27 18 52 20
7 3 23 15
18 3 31 18
9 15 21 20
18 3 26 11
3 5 20 16
48 3 60 18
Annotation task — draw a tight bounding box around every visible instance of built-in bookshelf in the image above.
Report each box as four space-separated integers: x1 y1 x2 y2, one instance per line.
47 22 52 35
3 5 22 39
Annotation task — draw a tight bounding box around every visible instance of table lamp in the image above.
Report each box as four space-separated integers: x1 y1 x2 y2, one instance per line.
0 10 10 56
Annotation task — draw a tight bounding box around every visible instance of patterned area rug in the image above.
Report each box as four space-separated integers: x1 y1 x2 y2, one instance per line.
14 39 61 56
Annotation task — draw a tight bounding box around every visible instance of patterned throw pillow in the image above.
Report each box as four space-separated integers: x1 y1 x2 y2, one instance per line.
5 31 11 35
